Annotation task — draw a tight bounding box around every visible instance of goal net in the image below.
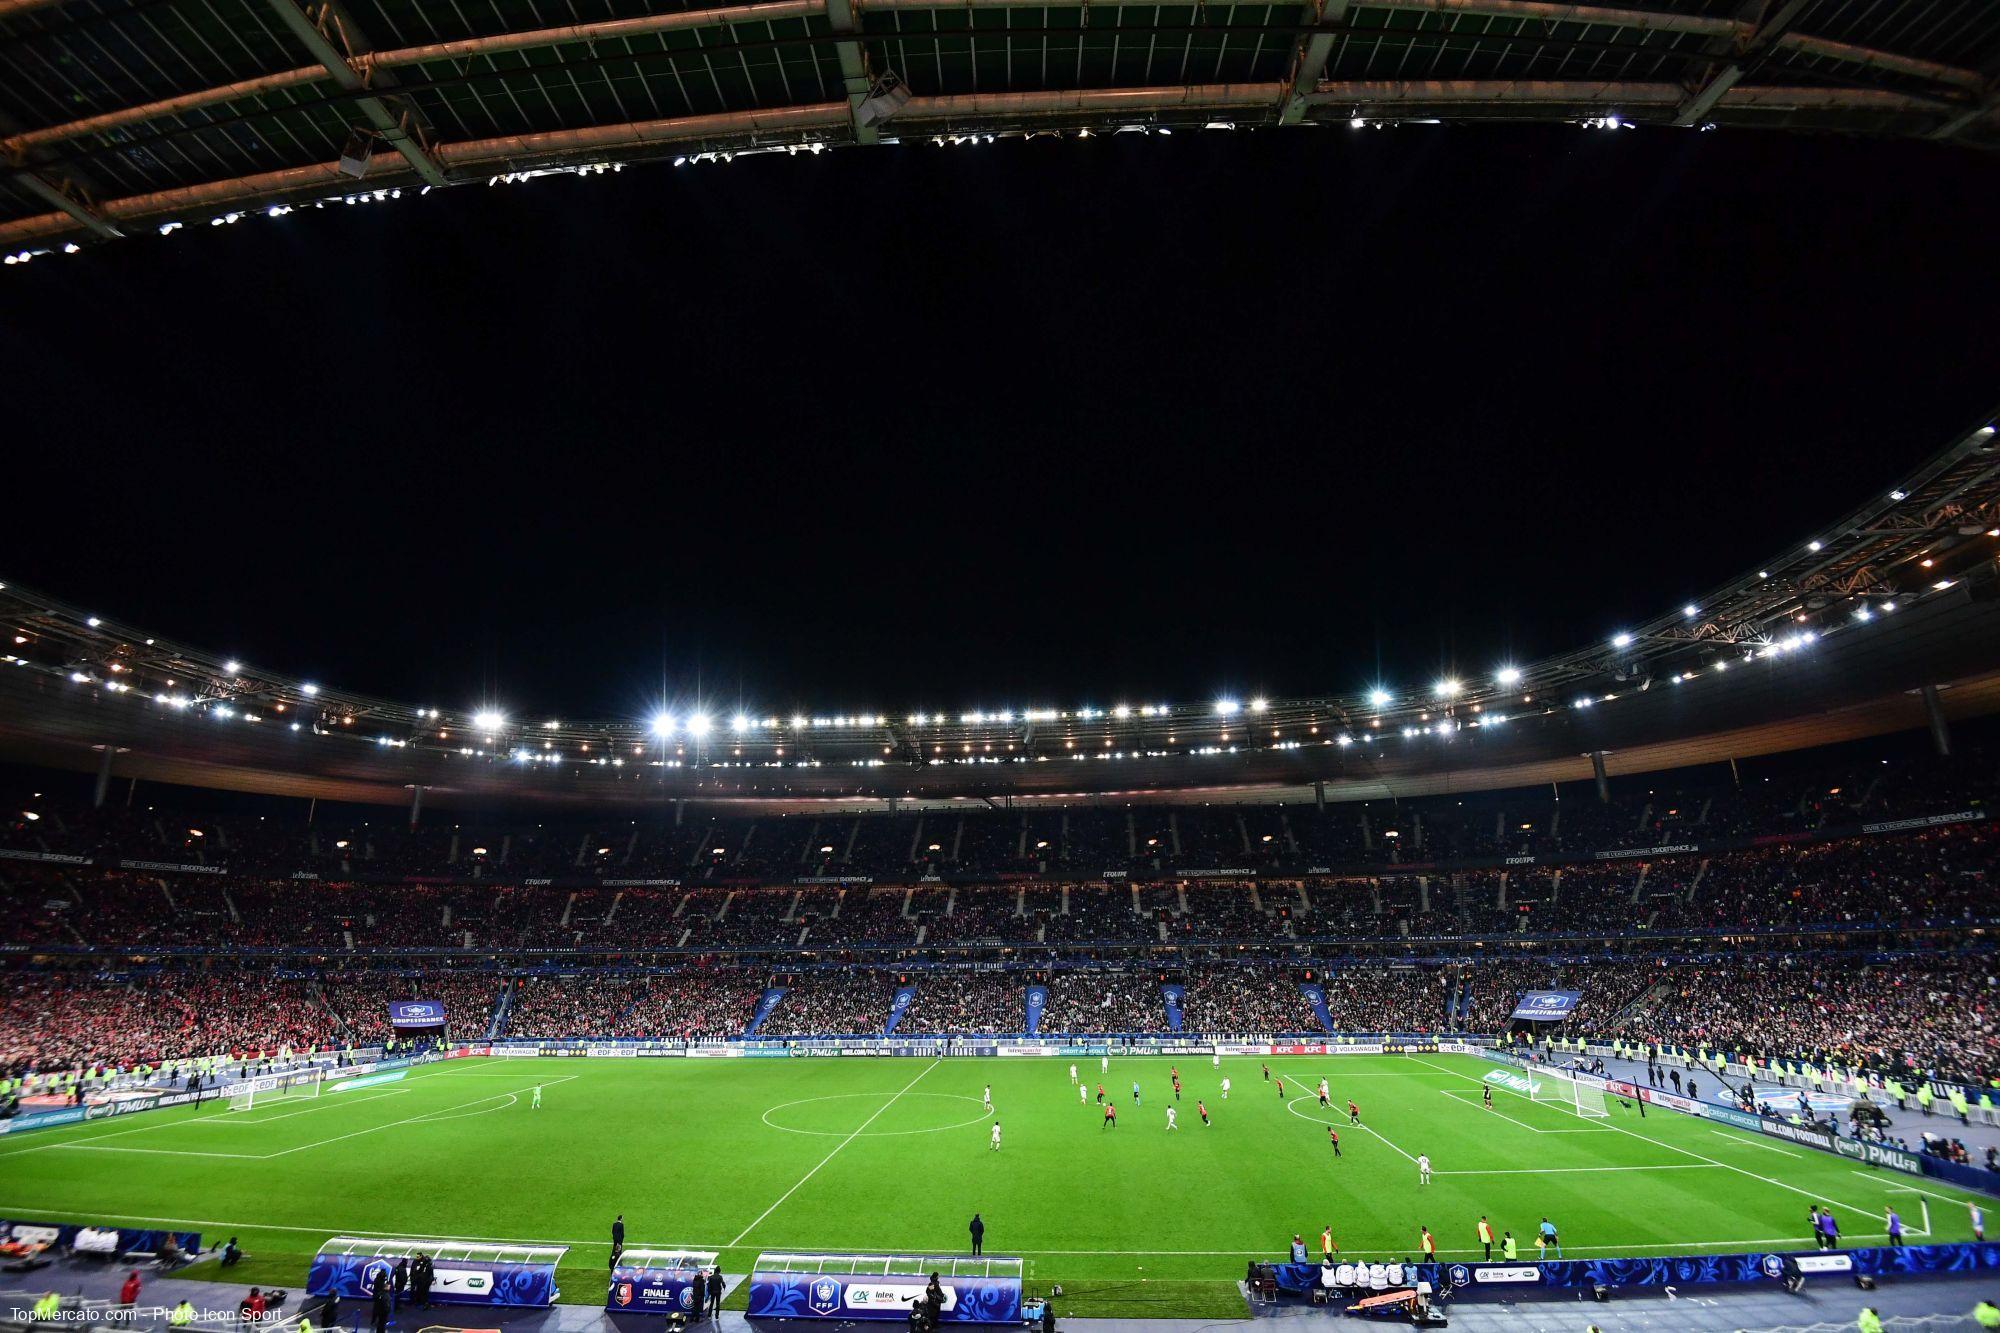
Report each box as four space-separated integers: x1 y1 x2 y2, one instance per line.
1529 1065 1609 1119
226 1069 324 1112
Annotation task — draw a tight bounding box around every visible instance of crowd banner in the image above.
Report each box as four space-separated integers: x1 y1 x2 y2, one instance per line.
1510 991 1583 1022
308 1237 565 1308
1423 1241 2000 1300
388 1000 446 1027
606 1248 718 1314
748 1254 1022 1324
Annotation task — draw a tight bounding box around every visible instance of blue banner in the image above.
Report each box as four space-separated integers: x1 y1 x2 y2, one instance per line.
747 988 786 1036
885 986 918 1037
1299 983 1331 1032
1161 984 1184 1034
1 1219 199 1257
1422 1242 2000 1300
1024 985 1048 1036
0 1106 87 1135
749 1273 1020 1323
1510 990 1582 1021
388 1000 446 1027
607 1263 705 1314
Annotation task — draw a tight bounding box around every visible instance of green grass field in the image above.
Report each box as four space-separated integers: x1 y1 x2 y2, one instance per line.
0 1053 1988 1318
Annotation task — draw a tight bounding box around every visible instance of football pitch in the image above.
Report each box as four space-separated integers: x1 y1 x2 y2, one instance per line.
1 1053 1987 1317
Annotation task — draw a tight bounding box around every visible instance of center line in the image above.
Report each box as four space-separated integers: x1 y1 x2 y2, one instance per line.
729 1058 940 1246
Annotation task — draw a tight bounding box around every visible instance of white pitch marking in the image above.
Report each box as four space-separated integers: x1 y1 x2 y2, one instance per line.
1435 1164 1723 1176
191 1088 410 1125
728 1059 940 1246
1406 1056 1888 1219
1709 1129 1802 1157
1439 1087 1609 1134
261 1076 577 1158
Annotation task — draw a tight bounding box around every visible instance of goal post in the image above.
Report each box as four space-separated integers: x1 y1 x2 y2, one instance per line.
1529 1065 1610 1119
226 1068 325 1112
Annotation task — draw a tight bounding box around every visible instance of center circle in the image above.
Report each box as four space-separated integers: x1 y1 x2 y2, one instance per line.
761 1092 993 1137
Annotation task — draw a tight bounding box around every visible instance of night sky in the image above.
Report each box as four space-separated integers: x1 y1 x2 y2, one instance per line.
2 125 1995 725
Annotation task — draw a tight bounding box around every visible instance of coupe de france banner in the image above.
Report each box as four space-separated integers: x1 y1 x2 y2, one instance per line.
1510 990 1583 1022
388 1000 447 1027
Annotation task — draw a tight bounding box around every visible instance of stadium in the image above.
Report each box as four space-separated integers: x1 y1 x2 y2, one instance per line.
2 401 2000 1331
6 3 2000 1328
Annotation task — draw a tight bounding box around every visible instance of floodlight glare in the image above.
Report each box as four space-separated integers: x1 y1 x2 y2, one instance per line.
224 659 242 674
732 714 751 733
687 713 713 737
1214 699 1240 716
473 710 504 731
1368 688 1391 708
1496 667 1522 686
1435 679 1462 698
1611 632 1633 648
650 714 676 737
1249 698 1268 713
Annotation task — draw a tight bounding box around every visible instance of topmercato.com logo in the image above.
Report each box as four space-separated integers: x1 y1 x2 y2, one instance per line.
12 1308 248 1323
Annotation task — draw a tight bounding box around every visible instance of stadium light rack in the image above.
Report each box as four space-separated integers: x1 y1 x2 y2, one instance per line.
0 408 1995 767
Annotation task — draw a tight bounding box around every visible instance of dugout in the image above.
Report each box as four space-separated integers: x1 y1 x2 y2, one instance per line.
749 1253 1024 1324
608 1247 720 1314
307 1237 566 1307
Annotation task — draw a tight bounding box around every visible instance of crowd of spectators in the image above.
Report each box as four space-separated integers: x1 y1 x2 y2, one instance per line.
757 973 901 1037
1177 964 1319 1034
1606 954 1998 1087
4 952 1997 1088
1038 973 1167 1033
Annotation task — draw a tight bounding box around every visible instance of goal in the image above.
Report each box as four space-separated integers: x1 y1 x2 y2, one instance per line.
1529 1065 1610 1119
226 1069 323 1112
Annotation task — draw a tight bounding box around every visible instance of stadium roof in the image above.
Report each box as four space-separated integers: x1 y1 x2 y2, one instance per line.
2 404 1998 808
2 0 1998 254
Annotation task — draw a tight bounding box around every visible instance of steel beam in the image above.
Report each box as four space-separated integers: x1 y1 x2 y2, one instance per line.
1279 0 1350 125
263 0 449 187
1673 0 1812 128
825 0 879 144
10 170 120 239
0 81 1956 249
2 0 822 160
1930 89 1997 141
3 0 1981 164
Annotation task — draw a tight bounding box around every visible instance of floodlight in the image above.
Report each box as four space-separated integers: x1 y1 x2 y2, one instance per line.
687 714 713 737
473 710 504 731
1368 688 1391 708
1496 667 1522 686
